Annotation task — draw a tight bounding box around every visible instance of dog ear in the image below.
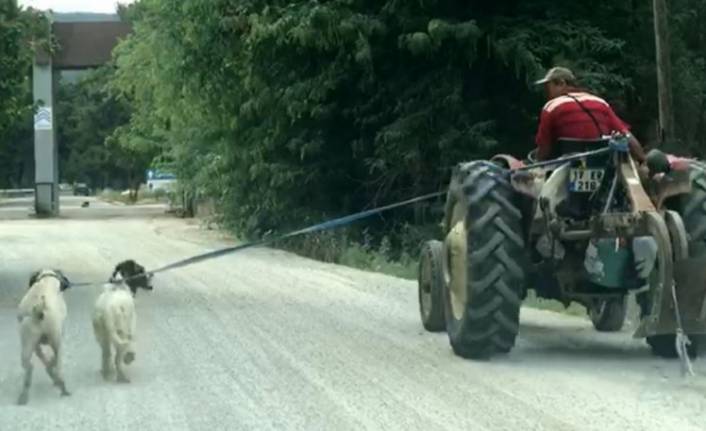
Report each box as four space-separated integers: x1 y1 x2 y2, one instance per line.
113 260 129 279
28 270 40 287
54 270 71 291
135 262 146 274
126 260 140 274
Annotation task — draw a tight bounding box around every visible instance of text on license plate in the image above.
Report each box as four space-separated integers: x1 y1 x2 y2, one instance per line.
569 168 604 192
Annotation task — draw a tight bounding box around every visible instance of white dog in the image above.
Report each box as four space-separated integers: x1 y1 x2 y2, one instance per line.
92 260 152 383
17 269 72 405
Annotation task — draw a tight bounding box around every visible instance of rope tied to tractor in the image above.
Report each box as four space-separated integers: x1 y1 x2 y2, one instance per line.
671 282 695 376
73 146 617 289
71 190 448 287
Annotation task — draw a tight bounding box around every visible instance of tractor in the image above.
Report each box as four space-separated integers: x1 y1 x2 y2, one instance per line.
418 134 706 360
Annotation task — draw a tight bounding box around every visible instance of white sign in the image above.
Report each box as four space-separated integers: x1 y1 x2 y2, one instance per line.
34 106 53 131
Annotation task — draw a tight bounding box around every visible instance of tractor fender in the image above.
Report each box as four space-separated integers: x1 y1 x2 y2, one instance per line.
650 155 693 208
490 154 525 170
666 154 690 171
490 155 538 198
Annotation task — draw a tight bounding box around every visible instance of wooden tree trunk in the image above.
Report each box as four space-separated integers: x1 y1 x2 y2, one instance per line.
653 0 674 147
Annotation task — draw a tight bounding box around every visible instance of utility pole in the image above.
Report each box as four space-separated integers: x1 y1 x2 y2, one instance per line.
653 0 674 147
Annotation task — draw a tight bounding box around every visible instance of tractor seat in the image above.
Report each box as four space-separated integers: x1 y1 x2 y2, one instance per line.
553 138 610 159
553 138 611 168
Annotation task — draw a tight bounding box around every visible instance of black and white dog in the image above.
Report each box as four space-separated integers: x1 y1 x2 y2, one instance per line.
111 260 153 296
92 260 152 383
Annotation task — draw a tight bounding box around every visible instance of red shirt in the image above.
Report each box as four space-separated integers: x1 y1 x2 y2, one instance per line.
535 92 630 160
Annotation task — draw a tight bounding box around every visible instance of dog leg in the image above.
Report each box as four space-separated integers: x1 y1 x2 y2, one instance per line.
93 318 114 380
35 345 66 394
35 345 57 379
115 346 130 383
101 339 113 380
48 341 70 396
17 340 35 405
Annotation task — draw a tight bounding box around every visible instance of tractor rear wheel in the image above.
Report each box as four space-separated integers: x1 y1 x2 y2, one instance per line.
442 162 527 359
645 209 701 358
418 240 446 332
680 163 706 256
647 165 706 358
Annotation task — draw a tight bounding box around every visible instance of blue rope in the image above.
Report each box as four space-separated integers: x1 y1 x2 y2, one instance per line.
68 190 447 287
517 147 612 171
72 145 614 287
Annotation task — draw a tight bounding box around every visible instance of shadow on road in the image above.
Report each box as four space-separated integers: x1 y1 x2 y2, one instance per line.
510 322 702 368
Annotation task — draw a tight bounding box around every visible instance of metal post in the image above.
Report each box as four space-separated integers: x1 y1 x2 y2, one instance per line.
32 51 59 216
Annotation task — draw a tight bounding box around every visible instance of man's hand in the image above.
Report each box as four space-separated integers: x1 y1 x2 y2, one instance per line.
609 133 630 153
637 163 650 181
536 144 551 161
627 132 647 164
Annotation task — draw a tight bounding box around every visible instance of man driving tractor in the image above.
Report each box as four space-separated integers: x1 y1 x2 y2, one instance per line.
529 67 658 298
534 66 647 164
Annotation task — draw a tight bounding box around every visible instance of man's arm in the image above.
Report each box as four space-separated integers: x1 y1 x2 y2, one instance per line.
627 132 646 164
535 109 553 160
606 107 646 163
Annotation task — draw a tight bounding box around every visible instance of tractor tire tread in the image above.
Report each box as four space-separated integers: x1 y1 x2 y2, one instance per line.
444 162 527 359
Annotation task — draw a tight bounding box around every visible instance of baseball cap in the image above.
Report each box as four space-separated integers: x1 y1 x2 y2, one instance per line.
533 66 576 85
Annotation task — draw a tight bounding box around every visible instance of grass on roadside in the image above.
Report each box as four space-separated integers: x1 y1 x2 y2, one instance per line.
193 217 585 317
277 229 419 280
336 244 587 316
338 242 418 280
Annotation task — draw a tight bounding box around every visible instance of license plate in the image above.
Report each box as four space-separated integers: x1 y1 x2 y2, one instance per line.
569 168 604 192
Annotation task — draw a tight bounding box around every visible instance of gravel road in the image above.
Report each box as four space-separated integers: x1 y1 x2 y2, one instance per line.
1 197 705 431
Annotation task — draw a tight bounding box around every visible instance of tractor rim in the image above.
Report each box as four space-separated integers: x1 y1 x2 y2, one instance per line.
445 202 468 320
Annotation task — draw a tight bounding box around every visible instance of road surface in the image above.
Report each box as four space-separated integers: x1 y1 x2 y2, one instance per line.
0 194 167 220
0 196 705 430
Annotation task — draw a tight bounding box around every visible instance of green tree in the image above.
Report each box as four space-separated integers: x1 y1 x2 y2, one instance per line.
670 0 706 156
105 0 699 245
0 4 51 187
0 0 27 138
56 66 155 199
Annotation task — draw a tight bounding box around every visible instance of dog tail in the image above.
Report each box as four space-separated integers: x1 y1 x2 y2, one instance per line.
31 295 47 321
109 304 134 351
